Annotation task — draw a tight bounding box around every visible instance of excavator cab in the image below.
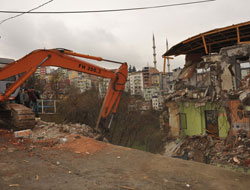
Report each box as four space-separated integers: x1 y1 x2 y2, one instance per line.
0 58 20 100
0 58 36 130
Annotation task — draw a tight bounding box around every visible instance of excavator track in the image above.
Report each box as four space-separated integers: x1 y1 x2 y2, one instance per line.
0 103 36 130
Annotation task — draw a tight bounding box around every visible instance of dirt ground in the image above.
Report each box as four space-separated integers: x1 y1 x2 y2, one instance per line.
0 130 250 190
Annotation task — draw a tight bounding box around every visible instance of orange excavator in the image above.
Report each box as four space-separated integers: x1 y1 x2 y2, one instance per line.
0 48 128 132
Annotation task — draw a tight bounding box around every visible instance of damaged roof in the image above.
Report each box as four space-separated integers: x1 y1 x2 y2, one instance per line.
164 20 250 57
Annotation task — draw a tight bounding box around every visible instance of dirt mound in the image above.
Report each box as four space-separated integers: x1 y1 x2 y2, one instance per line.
1 118 109 157
56 135 108 156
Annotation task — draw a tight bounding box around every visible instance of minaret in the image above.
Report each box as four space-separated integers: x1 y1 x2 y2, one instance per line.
152 34 157 69
166 38 170 72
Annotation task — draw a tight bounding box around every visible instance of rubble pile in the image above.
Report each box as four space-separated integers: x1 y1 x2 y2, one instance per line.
173 131 250 170
31 118 103 141
215 130 250 168
174 135 215 163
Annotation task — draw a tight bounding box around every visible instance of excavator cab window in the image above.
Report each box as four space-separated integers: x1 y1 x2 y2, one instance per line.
0 75 19 99
3 75 17 81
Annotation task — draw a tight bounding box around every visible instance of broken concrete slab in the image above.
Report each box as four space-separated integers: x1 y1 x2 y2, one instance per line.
14 129 32 138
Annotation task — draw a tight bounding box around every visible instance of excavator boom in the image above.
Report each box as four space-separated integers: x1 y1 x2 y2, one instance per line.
0 49 128 130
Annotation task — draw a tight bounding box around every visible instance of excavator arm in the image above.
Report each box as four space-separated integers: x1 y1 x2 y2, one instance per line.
0 49 128 130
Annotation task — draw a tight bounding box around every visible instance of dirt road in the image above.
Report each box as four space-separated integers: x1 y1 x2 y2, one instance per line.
0 130 249 190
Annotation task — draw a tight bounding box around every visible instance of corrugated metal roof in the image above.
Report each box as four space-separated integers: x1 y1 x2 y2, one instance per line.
163 20 250 57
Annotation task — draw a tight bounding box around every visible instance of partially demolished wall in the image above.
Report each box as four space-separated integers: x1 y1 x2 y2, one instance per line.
163 44 250 139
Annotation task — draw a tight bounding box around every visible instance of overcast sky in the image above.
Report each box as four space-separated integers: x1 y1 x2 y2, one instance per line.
0 0 249 71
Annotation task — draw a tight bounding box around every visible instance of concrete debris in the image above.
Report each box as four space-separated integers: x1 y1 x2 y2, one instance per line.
59 137 68 144
32 118 105 141
14 129 32 138
9 184 20 187
171 130 250 170
7 147 17 153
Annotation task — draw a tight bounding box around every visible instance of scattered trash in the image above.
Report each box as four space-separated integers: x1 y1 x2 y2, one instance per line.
117 156 121 159
59 137 68 144
35 175 39 181
186 183 190 188
9 184 19 187
56 161 60 165
0 147 6 151
7 148 17 153
119 185 135 190
233 156 240 164
163 178 169 183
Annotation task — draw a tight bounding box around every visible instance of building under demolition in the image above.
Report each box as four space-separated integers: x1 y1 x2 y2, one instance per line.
162 20 250 139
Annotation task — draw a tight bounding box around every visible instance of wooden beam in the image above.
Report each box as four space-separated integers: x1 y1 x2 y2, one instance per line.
236 27 241 43
163 57 166 74
202 35 208 54
182 33 250 55
182 21 250 44
238 41 250 44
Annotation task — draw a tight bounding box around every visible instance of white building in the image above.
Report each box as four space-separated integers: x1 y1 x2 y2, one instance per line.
128 72 144 95
78 78 92 92
152 95 164 110
71 77 92 92
99 78 110 98
143 87 160 101
124 78 130 93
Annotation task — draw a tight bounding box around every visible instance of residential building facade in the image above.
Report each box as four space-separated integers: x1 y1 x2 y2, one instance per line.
142 66 159 88
143 87 159 101
129 72 144 96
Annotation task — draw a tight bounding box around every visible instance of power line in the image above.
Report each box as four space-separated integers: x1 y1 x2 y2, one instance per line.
0 0 54 25
0 0 215 15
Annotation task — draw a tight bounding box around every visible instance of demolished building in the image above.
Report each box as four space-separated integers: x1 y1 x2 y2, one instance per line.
162 21 250 139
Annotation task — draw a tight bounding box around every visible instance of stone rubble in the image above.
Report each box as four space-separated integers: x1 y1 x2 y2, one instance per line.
31 118 106 141
171 130 250 170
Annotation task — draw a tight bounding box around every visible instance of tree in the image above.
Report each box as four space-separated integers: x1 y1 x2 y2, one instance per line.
25 74 46 93
128 65 132 73
128 65 136 73
57 87 102 127
49 70 69 99
107 93 165 153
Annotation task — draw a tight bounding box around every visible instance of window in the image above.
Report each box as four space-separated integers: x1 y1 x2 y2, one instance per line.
179 113 187 130
3 75 17 81
240 62 250 79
